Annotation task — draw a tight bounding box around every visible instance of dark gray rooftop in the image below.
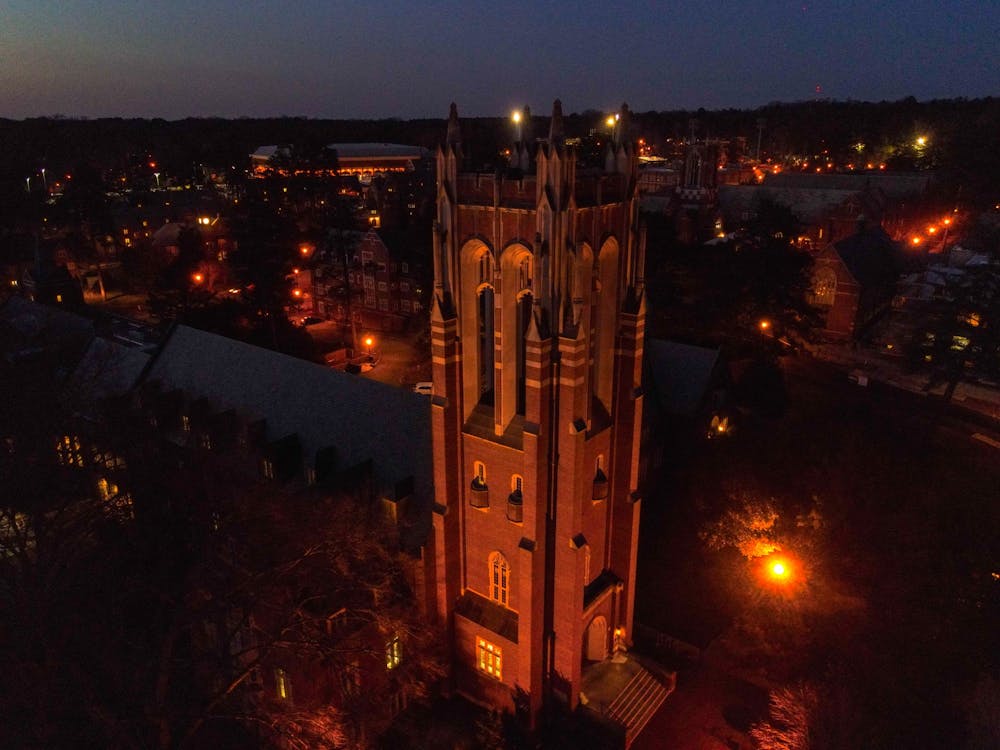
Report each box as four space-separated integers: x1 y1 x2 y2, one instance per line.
644 339 721 417
142 325 432 505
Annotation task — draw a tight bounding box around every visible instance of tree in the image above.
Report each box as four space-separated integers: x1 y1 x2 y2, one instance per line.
751 682 816 750
907 258 1000 399
0 365 443 749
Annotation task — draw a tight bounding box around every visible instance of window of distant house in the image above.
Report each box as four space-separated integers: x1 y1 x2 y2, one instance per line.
262 459 274 480
386 635 402 670
56 435 84 467
401 300 411 313
379 299 388 311
489 552 509 607
400 282 409 292
198 433 211 450
401 262 409 274
813 269 837 306
477 637 502 680
181 415 191 432
274 668 291 701
378 282 388 292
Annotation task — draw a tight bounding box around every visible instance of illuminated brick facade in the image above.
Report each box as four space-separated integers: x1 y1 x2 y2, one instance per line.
425 101 647 723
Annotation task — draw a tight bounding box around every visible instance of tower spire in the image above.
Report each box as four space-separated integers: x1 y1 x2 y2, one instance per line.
446 102 461 146
548 99 564 144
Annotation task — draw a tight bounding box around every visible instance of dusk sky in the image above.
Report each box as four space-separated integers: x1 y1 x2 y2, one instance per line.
1 0 998 120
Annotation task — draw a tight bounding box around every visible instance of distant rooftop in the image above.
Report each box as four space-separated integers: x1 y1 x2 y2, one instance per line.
251 143 429 162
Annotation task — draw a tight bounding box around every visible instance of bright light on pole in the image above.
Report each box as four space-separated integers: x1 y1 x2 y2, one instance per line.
512 110 522 142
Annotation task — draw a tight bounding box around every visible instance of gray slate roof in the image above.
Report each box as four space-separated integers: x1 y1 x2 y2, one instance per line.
644 339 721 417
142 325 432 506
832 227 901 288
762 171 932 200
718 185 862 225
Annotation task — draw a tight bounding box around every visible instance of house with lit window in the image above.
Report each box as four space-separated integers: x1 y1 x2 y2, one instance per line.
812 223 902 340
309 229 428 332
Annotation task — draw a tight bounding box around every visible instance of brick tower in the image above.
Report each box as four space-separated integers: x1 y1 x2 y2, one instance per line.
426 101 646 723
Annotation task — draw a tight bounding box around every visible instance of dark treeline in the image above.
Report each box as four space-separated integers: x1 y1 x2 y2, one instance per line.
2 96 999 195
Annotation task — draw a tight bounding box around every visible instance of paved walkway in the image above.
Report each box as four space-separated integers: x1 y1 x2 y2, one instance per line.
812 343 1000 421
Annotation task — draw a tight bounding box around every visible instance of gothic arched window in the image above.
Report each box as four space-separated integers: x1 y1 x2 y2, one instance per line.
489 552 509 607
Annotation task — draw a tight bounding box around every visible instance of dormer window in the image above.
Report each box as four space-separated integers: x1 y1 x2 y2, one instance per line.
470 461 489 508
593 455 609 502
507 475 524 523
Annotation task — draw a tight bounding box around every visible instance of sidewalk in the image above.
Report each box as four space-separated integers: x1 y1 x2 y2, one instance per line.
811 343 1000 422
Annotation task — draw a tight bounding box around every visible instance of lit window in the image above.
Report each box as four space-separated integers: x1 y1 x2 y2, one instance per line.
262 459 275 480
56 435 84 467
275 668 291 701
181 415 191 432
477 637 502 680
96 476 118 502
386 635 402 670
489 552 509 606
199 433 211 450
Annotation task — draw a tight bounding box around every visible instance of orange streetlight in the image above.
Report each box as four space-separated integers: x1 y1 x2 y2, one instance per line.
763 555 793 584
292 288 302 298
759 319 771 332
192 272 204 284
911 236 922 246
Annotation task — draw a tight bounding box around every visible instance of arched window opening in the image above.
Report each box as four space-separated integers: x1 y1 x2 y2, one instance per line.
489 552 509 606
478 286 495 401
518 255 532 291
479 253 492 285
516 292 532 415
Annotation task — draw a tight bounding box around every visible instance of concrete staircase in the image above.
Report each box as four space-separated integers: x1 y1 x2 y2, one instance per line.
604 666 673 747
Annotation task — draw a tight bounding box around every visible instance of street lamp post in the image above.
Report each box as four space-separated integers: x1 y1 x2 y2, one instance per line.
512 110 522 143
758 318 771 348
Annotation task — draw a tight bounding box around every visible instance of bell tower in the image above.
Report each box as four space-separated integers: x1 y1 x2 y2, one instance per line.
426 101 646 722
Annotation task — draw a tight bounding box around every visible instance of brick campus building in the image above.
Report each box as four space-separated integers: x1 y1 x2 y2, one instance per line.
425 102 650 723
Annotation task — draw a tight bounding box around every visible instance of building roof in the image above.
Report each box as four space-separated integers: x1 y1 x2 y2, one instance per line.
718 184 864 226
831 227 901 288
142 324 432 509
251 143 429 163
643 339 721 417
0 297 152 411
763 171 933 200
328 143 429 160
